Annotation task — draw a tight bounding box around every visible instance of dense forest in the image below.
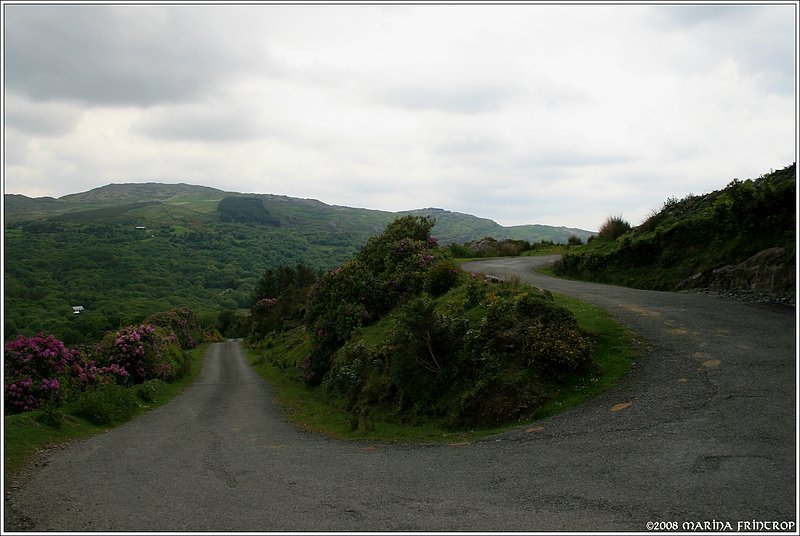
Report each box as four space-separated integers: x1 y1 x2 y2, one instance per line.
3 219 351 344
217 196 281 226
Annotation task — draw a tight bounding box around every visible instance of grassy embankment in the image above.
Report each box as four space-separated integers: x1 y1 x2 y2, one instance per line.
552 164 796 290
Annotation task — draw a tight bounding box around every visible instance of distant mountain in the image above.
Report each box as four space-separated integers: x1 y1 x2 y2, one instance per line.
396 207 593 245
4 193 70 219
58 182 229 204
5 182 595 244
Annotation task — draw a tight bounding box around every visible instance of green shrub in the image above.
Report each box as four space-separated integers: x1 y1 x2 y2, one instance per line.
291 214 600 427
33 405 65 428
249 264 318 338
498 239 531 256
451 375 544 428
553 164 796 291
134 379 167 403
70 383 138 426
523 319 593 378
303 216 449 385
567 234 583 246
425 259 463 296
597 215 631 241
323 341 386 409
388 296 468 414
331 283 594 427
464 273 489 308
145 307 206 350
448 243 481 258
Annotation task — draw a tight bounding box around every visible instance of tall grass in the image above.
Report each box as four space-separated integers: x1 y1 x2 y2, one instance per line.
597 214 631 241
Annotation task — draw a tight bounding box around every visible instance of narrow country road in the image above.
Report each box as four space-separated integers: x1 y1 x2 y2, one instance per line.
4 256 796 532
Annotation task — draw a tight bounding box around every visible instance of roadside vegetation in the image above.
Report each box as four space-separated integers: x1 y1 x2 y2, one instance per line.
447 237 576 259
245 216 637 440
3 308 219 486
553 163 796 291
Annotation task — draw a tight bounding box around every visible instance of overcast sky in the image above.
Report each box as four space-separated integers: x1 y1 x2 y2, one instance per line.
3 2 797 230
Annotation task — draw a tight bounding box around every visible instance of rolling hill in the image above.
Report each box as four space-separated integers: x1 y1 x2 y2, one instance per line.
3 182 594 343
5 183 594 244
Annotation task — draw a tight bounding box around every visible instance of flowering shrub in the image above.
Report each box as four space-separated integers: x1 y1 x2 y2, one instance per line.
5 307 204 415
255 297 278 310
145 307 205 350
5 379 39 413
4 334 98 413
98 324 189 385
101 324 155 384
5 334 74 380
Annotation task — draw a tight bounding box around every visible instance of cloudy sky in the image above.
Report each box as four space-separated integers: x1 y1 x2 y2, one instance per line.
3 3 796 230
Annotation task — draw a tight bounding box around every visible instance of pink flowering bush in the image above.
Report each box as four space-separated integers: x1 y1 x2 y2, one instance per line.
255 297 278 310
101 324 155 384
5 307 204 416
4 334 99 413
98 324 189 385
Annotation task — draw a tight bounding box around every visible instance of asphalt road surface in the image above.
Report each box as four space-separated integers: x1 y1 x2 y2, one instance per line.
4 256 796 532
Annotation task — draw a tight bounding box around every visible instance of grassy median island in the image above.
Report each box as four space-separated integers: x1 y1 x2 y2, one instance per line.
245 216 638 442
247 289 637 443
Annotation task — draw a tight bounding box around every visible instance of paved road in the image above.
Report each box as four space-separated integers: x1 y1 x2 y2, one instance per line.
5 256 796 531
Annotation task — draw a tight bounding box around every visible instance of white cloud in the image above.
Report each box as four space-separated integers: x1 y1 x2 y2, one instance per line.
134 96 276 143
4 93 83 137
2 3 795 231
4 5 269 105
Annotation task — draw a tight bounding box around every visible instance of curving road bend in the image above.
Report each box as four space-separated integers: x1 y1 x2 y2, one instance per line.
4 256 796 532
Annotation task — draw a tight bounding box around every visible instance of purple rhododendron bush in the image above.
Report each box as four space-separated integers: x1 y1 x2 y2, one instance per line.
97 323 188 385
4 307 213 415
4 334 100 413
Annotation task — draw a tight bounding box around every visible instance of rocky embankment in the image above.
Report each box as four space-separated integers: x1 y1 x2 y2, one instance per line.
677 247 795 306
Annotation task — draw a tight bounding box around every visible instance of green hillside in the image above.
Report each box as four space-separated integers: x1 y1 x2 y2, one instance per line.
553 163 796 302
4 182 593 343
